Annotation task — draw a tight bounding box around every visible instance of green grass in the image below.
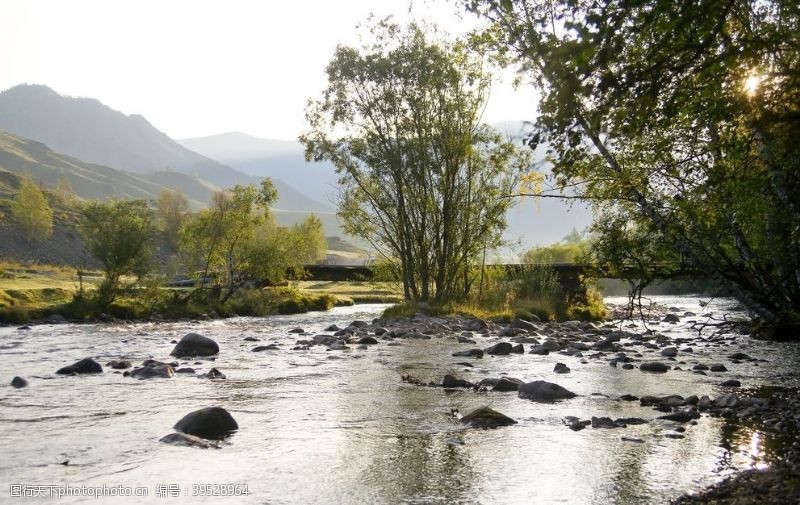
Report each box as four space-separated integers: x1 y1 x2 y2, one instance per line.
297 280 403 304
380 288 607 322
0 260 347 323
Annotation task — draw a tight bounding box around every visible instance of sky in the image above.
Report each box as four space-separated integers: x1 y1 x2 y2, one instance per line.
0 0 539 141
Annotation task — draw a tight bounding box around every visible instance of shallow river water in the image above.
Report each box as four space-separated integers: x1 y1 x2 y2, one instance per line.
1 296 799 504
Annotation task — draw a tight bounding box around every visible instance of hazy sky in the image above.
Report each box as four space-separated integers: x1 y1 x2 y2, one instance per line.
0 0 539 141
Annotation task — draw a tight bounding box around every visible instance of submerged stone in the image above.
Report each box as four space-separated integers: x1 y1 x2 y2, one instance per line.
56 357 102 375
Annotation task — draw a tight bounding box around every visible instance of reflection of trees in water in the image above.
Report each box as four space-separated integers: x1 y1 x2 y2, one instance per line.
334 340 478 504
356 433 475 503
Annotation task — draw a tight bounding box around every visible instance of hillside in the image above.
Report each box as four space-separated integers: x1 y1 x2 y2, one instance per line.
0 84 254 189
0 129 215 208
178 132 339 208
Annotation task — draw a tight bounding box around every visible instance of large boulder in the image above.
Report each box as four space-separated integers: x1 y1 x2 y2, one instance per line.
173 407 238 440
518 380 577 402
459 406 517 428
56 358 102 375
170 333 219 357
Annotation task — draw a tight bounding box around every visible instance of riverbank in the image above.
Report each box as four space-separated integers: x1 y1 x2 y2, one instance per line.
0 262 364 324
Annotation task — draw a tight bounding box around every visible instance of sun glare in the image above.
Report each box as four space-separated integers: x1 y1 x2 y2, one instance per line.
744 73 762 97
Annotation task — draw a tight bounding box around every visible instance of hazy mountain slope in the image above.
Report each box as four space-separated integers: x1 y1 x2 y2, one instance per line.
0 129 216 207
178 132 339 207
0 84 253 189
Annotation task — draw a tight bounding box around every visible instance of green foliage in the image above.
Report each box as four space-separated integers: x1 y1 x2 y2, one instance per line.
522 241 588 264
471 0 800 330
156 189 189 248
79 199 156 307
381 263 604 322
0 305 30 324
54 176 76 207
301 18 531 302
244 213 328 285
10 177 53 242
180 181 276 299
565 286 607 321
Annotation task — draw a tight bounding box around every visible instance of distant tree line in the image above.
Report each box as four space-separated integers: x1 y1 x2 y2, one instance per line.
5 175 326 310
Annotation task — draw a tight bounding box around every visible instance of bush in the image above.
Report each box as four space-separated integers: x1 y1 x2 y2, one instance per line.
0 305 30 324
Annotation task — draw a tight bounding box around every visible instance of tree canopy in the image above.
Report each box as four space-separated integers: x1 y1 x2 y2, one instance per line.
11 177 53 242
470 0 800 331
79 199 156 307
301 19 531 302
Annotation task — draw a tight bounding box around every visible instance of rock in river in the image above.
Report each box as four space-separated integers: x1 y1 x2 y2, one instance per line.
174 407 238 440
56 357 103 375
106 360 132 370
640 362 670 373
591 416 619 429
486 342 513 355
459 406 517 428
452 349 483 358
518 380 577 402
10 376 28 388
554 363 571 374
170 333 219 357
442 374 475 388
252 344 279 352
129 364 174 379
658 410 700 423
493 376 524 392
661 347 678 358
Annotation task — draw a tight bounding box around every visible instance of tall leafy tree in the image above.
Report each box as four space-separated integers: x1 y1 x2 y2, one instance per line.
301 19 531 302
156 189 189 248
10 177 53 242
469 0 800 331
180 179 277 301
54 176 75 207
79 200 156 307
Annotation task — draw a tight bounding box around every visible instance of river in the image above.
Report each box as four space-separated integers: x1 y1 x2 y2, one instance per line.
1 296 799 504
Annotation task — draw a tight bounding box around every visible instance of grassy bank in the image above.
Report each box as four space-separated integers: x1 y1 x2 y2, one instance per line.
0 261 349 324
296 280 403 304
381 290 607 322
